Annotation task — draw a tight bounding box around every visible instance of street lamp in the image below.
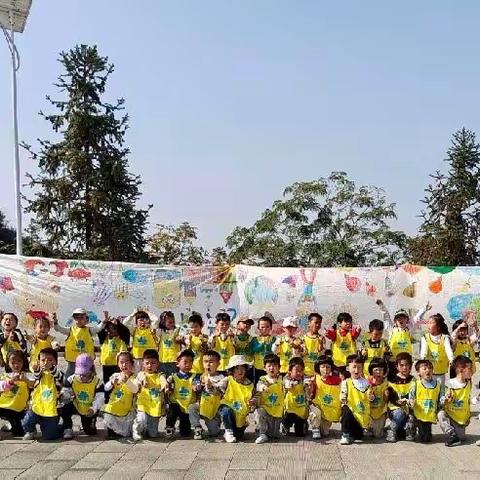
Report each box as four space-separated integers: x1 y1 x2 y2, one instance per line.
0 0 32 256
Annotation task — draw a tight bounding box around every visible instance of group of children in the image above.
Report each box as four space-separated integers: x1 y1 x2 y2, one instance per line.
0 302 478 448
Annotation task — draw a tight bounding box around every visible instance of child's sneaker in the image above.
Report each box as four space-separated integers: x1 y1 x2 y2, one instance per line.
445 433 461 447
63 428 74 440
280 424 289 436
312 429 321 440
339 434 353 445
255 434 269 444
385 430 397 443
165 427 175 439
193 428 203 440
132 431 142 442
224 429 237 443
22 432 35 441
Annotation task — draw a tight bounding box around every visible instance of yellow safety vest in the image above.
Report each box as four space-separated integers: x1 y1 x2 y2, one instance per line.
132 327 157 360
388 377 415 411
303 335 323 376
100 337 128 366
220 377 254 427
388 328 412 359
253 336 274 370
1 338 22 363
103 378 135 417
213 336 235 371
332 332 356 367
454 341 476 373
29 337 53 371
64 326 95 363
72 376 98 415
363 340 387 377
276 337 295 374
199 374 222 420
424 334 449 375
234 334 253 362
170 374 195 413
259 376 284 419
312 376 341 422
0 376 29 412
158 330 180 363
31 371 58 417
137 373 166 418
370 380 388 419
444 381 471 426
346 378 370 428
190 334 207 374
413 379 440 423
285 381 308 419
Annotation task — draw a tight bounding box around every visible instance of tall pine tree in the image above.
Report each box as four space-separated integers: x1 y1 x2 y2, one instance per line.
410 128 480 265
24 45 150 261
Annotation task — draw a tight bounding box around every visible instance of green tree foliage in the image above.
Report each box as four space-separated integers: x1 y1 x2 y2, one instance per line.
0 211 15 254
24 45 150 262
225 171 407 267
148 222 208 265
409 128 480 265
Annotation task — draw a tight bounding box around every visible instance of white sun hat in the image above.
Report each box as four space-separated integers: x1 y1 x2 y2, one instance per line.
72 307 87 316
226 355 253 370
282 316 299 328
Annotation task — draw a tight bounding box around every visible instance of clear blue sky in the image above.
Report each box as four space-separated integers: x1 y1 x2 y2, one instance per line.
1 0 479 251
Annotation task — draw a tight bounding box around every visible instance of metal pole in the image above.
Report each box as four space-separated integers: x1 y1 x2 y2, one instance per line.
10 14 22 256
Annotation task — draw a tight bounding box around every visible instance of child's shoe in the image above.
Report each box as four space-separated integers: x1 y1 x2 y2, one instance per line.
193 427 203 440
255 434 269 444
339 434 353 445
63 428 74 440
165 427 175 439
224 429 237 443
445 433 461 447
385 430 397 443
132 431 142 442
311 429 321 440
23 432 35 441
280 424 289 436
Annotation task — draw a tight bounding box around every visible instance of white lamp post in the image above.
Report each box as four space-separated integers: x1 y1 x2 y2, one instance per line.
0 0 32 256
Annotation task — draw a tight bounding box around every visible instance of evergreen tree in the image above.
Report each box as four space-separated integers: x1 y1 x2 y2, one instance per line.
409 128 480 265
0 211 15 254
24 45 150 261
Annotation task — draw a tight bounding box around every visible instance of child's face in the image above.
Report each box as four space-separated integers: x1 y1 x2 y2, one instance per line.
417 363 433 381
164 317 175 330
456 326 468 340
39 353 56 371
458 364 473 381
232 365 247 381
319 363 332 378
371 366 386 382
265 362 280 377
217 320 230 333
2 314 17 331
118 355 133 374
426 317 440 335
73 314 88 328
189 322 202 335
396 359 412 377
236 321 251 334
143 357 159 374
177 356 193 373
394 316 408 328
258 320 272 336
203 355 219 374
369 329 383 342
348 361 363 379
9 356 23 373
79 372 94 383
284 326 297 337
106 323 119 338
289 364 304 381
338 320 352 331
35 321 50 339
308 317 322 334
136 315 151 329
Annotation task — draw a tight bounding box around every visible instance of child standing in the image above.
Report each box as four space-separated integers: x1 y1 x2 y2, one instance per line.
26 316 59 372
132 349 167 441
302 313 324 377
189 350 224 439
184 314 209 376
339 354 371 445
103 351 139 438
409 359 442 443
219 355 255 443
251 316 276 384
158 311 182 377
311 356 342 438
273 317 304 375
233 318 254 362
0 313 27 367
451 320 477 372
61 353 104 439
209 312 235 374
360 319 390 377
255 353 284 444
165 349 196 438
21 348 64 440
367 357 390 439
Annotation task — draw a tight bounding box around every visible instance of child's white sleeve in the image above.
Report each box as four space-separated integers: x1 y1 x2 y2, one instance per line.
419 336 428 359
443 336 454 362
340 380 348 404
121 312 136 333
413 306 427 325
92 392 104 413
53 323 70 336
125 378 139 394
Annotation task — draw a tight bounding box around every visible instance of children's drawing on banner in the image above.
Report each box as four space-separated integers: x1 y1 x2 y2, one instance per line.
296 268 317 329
153 269 181 309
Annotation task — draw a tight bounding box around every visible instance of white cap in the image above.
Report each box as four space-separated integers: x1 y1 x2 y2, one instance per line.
282 316 298 328
72 308 87 316
226 355 252 370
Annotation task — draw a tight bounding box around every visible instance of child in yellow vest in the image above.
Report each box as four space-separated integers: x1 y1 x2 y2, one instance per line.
26 316 59 372
311 356 342 439
325 313 361 377
451 320 477 373
188 350 224 439
255 353 284 444
273 317 304 375
251 316 277 385
339 354 372 445
0 351 33 436
367 357 390 438
209 312 235 373
122 309 158 373
302 313 324 377
103 351 139 438
132 349 167 441
158 311 182 377
61 353 104 439
438 355 475 447
408 359 443 443
219 354 255 443
420 314 454 387
0 312 27 369
53 308 101 380
21 348 64 440
184 314 209 376
165 349 197 438
360 319 391 377
233 318 254 363
386 352 415 443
